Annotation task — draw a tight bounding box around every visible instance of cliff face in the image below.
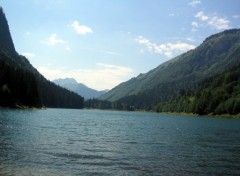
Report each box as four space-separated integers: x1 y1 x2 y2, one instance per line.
0 7 16 55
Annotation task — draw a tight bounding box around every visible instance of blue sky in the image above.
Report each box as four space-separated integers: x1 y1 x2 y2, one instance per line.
1 0 240 90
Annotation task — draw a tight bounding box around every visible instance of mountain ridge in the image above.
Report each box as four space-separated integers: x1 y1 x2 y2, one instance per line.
53 78 108 99
0 7 16 55
100 29 240 109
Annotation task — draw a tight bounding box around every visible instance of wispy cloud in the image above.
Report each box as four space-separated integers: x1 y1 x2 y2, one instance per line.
103 51 124 57
42 33 67 45
208 16 230 30
194 11 230 30
188 0 201 7
186 37 195 42
25 32 31 36
232 15 240 19
136 36 196 58
71 21 93 35
65 46 72 51
36 63 134 90
168 13 175 17
191 21 199 31
195 11 209 21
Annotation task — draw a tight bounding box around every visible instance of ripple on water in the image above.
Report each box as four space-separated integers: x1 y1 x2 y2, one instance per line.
0 109 240 175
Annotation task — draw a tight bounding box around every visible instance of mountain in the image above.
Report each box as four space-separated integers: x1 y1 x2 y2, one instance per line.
0 7 84 108
100 29 240 110
53 78 108 99
0 7 15 55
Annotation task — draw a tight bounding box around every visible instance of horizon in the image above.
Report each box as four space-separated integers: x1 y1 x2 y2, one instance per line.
1 0 240 90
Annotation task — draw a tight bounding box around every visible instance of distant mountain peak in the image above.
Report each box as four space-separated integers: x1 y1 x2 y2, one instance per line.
52 78 108 99
0 7 16 55
54 78 78 85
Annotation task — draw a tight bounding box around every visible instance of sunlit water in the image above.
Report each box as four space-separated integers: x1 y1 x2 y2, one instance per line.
0 109 240 176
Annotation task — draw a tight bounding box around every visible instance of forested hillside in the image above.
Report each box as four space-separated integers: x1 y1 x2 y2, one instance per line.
0 7 84 108
100 29 240 111
156 63 240 115
0 53 40 107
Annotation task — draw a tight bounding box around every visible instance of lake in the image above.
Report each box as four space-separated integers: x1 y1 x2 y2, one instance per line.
0 109 240 175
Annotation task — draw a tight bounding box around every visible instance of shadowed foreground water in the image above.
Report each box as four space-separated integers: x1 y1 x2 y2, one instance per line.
0 109 240 175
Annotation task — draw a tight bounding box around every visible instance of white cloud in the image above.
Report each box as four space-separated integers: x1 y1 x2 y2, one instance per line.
42 33 67 45
21 52 36 59
136 36 196 58
36 63 134 90
188 0 201 7
208 16 230 30
195 11 209 21
195 11 230 30
169 13 175 17
71 21 93 35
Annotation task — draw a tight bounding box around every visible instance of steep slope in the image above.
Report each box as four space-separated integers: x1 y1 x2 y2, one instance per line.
53 78 108 99
0 7 84 108
0 7 15 55
100 29 240 109
156 63 240 115
0 53 40 107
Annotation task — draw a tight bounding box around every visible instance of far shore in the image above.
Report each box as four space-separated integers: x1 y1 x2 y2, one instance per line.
159 111 240 119
84 108 240 119
1 106 240 119
0 105 47 110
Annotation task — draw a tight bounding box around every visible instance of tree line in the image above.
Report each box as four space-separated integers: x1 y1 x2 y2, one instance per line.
155 64 240 115
0 52 84 108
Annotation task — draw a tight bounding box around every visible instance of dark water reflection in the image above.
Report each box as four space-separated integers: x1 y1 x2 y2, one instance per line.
0 109 240 175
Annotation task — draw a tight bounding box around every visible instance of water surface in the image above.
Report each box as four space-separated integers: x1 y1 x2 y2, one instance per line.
0 109 240 175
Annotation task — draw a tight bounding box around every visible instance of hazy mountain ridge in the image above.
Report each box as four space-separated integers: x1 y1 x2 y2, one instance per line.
53 78 108 99
0 7 84 108
100 29 240 109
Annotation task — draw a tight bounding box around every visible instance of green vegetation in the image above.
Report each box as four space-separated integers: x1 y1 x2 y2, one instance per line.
84 99 112 109
155 64 240 116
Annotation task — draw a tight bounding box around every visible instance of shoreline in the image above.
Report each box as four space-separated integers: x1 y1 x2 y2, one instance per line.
0 105 47 110
84 108 240 119
1 106 240 119
159 111 240 119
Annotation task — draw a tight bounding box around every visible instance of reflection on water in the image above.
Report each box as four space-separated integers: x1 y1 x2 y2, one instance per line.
0 109 240 175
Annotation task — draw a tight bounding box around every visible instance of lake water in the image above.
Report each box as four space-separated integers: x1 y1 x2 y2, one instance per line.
0 109 240 176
